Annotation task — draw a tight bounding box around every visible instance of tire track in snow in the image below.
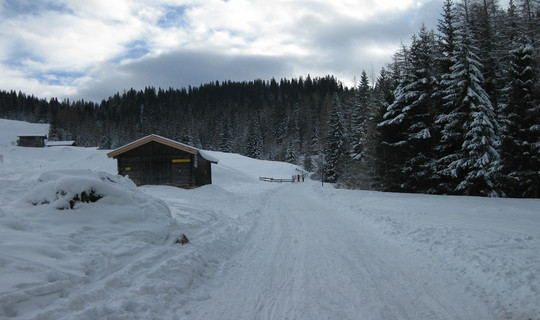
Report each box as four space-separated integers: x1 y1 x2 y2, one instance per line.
183 182 495 320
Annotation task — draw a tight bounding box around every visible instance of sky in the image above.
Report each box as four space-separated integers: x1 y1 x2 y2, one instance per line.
0 0 446 102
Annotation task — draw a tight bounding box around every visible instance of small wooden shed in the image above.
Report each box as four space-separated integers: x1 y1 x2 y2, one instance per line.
107 134 216 188
17 135 47 147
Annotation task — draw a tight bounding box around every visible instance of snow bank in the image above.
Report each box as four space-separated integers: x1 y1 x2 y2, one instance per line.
20 170 179 240
311 186 540 319
0 169 185 318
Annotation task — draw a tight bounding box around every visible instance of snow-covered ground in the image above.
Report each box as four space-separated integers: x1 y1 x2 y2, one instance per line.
0 119 539 319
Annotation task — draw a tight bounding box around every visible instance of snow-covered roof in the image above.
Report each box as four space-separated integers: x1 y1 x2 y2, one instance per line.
18 134 47 137
107 134 217 163
46 141 76 146
198 150 220 164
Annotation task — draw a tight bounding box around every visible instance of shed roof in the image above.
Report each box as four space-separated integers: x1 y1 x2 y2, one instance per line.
46 141 76 147
18 134 47 138
107 134 200 159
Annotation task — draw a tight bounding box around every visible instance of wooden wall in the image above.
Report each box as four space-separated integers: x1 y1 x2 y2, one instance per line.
17 136 45 147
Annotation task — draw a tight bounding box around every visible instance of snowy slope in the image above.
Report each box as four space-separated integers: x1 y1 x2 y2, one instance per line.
0 119 539 319
0 119 49 146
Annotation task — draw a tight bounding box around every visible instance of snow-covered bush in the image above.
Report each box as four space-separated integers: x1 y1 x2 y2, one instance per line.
27 170 135 210
20 169 182 245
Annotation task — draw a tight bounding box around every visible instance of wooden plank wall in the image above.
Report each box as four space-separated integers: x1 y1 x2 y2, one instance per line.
114 140 212 187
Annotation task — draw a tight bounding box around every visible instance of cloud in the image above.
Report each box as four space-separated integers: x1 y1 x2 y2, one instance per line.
78 49 293 101
0 0 445 101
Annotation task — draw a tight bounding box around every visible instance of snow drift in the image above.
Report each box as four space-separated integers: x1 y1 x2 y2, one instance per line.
1 169 187 318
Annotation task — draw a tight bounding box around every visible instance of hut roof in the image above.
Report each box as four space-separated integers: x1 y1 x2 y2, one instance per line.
46 141 76 147
18 134 47 138
107 134 201 159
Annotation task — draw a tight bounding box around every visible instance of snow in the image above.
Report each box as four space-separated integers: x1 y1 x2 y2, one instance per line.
1 119 539 319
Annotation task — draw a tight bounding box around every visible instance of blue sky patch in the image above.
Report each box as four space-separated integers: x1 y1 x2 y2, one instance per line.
109 40 150 64
2 0 72 18
157 5 190 28
33 70 86 86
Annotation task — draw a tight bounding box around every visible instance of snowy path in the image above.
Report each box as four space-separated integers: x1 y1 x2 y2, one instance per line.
182 182 495 320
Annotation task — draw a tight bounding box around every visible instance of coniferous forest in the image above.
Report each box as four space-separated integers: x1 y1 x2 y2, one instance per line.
1 0 539 198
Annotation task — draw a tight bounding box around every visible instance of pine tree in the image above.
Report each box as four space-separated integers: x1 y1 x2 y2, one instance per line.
350 70 370 161
434 0 459 114
303 155 314 172
246 116 263 159
516 0 539 49
437 0 459 75
180 127 194 146
468 0 504 108
348 70 383 189
219 119 233 152
378 26 437 192
310 119 320 154
500 36 540 197
437 4 502 196
285 140 298 164
324 94 347 183
378 46 411 190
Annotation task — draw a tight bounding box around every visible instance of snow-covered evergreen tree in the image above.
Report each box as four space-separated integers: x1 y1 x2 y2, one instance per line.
310 120 320 155
350 70 370 161
434 0 459 113
219 119 233 153
437 0 459 75
468 0 505 109
378 46 410 190
48 121 62 141
180 127 194 146
347 70 383 189
246 116 263 159
437 4 502 196
303 155 314 172
285 140 298 164
290 103 302 151
500 36 539 197
324 94 347 183
379 26 437 192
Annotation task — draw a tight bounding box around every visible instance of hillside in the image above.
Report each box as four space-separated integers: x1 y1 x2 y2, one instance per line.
0 119 539 319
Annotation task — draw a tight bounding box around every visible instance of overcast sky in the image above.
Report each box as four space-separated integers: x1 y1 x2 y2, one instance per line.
0 0 446 102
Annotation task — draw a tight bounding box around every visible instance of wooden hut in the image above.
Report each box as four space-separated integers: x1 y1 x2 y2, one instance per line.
17 135 47 147
107 134 216 188
17 134 47 148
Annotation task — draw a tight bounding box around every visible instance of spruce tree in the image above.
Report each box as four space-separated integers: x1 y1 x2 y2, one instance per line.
501 36 539 197
246 116 263 159
348 70 382 189
437 0 459 75
350 70 370 161
379 26 437 192
180 127 194 146
324 94 347 183
285 140 298 164
219 119 233 153
378 45 411 190
437 4 502 196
